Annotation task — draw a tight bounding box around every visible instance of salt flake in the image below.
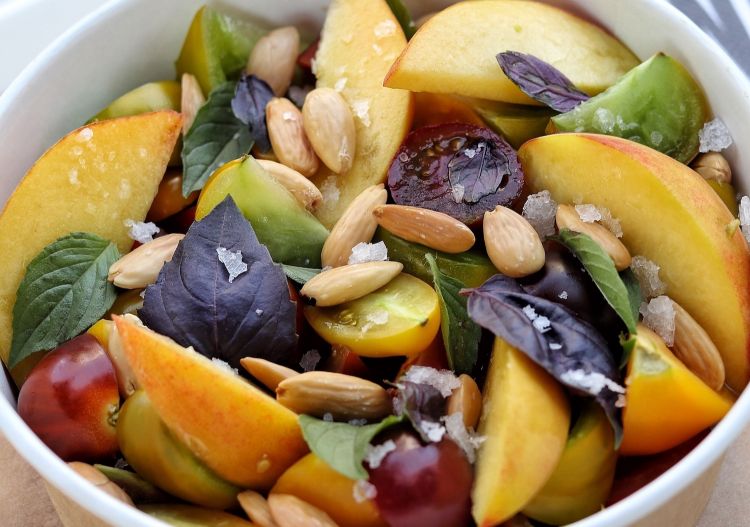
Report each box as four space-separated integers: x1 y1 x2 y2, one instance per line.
442 413 485 463
351 99 371 127
419 420 446 442
739 196 750 244
334 77 348 92
365 440 396 469
560 369 625 396
451 184 465 203
558 291 568 300
631 256 667 298
320 176 340 204
403 366 461 397
522 190 558 238
522 305 551 333
124 219 159 244
640 295 676 346
575 204 602 223
211 357 239 376
299 349 321 372
699 118 733 153
76 127 93 142
597 207 623 238
353 479 378 503
216 247 247 283
348 241 388 265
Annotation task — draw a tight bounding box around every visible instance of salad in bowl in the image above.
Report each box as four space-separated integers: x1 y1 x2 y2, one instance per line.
1 1 748 526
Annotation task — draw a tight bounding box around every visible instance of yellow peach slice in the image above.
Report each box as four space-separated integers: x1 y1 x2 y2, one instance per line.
472 338 570 526
0 111 181 382
519 133 750 391
309 0 413 227
272 453 386 527
620 326 733 456
384 1 638 105
114 316 308 488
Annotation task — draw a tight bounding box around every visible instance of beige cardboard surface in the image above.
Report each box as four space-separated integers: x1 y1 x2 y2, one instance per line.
1 426 749 526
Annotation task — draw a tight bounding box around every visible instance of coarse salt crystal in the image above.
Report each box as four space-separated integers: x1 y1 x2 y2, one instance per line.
451 184 465 203
522 305 551 333
211 357 239 376
420 420 446 442
442 413 485 463
76 127 93 142
365 440 396 469
216 247 247 283
353 479 378 503
299 349 321 372
593 108 615 133
575 204 602 223
597 207 623 238
560 369 625 396
373 19 397 38
351 99 371 127
348 418 367 426
549 342 562 350
640 295 676 346
348 241 388 265
699 118 733 153
631 256 667 298
558 291 568 300
403 366 461 397
522 190 558 238
124 219 159 244
255 309 264 316
282 111 296 121
323 412 334 422
739 196 750 244
320 176 340 204
464 148 477 159
334 77 348 92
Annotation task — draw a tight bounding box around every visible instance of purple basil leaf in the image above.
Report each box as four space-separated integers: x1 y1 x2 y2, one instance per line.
496 51 590 113
140 197 298 370
231 74 274 153
392 380 446 443
447 134 522 205
463 274 623 444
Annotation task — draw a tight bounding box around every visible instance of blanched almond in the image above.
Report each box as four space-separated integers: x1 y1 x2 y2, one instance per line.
373 204 475 253
107 315 140 397
108 233 184 289
268 494 338 527
672 301 726 391
690 152 731 184
276 371 391 420
320 184 387 268
240 357 298 391
238 490 278 527
556 204 631 271
257 159 323 211
484 206 545 277
246 27 300 97
302 88 356 174
300 261 403 307
180 73 205 135
266 98 319 177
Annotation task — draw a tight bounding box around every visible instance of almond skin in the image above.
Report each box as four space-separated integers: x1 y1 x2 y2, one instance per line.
240 357 298 392
556 204 631 271
690 152 731 183
266 98 319 177
300 261 403 307
246 26 300 97
302 87 357 174
672 301 726 391
372 204 475 253
257 159 323 212
446 374 482 429
483 206 545 277
320 184 387 268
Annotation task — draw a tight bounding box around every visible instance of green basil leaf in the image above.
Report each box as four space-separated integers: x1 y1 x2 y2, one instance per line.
10 233 120 368
299 414 404 480
619 333 638 369
385 0 417 39
425 254 481 374
282 264 321 285
620 268 643 325
554 229 637 333
181 82 253 196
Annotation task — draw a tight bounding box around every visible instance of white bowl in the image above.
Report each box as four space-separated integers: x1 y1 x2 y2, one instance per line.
1 0 749 526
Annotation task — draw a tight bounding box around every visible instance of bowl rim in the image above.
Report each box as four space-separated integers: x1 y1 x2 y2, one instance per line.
1 0 750 526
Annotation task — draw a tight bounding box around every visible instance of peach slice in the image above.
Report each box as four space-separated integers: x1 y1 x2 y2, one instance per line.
384 1 638 105
309 0 413 227
620 326 733 456
271 453 386 527
114 316 308 488
519 133 750 391
472 338 570 526
0 111 181 382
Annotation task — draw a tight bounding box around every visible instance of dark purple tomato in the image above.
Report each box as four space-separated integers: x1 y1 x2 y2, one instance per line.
521 240 623 339
387 123 525 226
369 432 472 527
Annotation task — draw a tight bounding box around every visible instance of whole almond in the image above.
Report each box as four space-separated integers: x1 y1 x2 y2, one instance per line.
373 204 475 253
257 159 323 211
267 98 319 177
108 233 184 289
107 316 140 397
301 261 403 307
446 374 482 429
321 184 388 268
180 73 205 135
302 88 356 174
276 371 391 420
484 206 545 278
238 490 278 527
68 462 134 506
241 357 299 391
268 494 338 527
246 27 300 96
690 152 732 184
672 301 726 391
556 204 631 271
